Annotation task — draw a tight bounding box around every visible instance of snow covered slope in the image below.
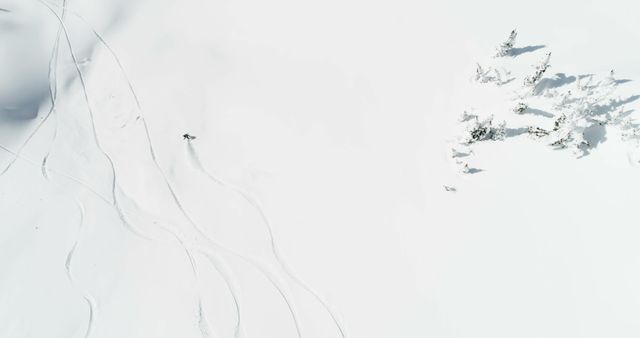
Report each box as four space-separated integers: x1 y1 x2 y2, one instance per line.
3 0 640 337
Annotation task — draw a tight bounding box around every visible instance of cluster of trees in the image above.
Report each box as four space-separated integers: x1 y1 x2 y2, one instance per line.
451 30 635 175
527 71 624 155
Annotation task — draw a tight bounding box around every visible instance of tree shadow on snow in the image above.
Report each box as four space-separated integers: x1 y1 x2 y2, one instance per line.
618 94 640 106
577 124 608 158
616 108 636 120
595 95 640 115
510 45 546 57
465 167 484 174
523 108 554 118
505 127 529 138
584 124 607 149
534 73 576 95
500 77 516 86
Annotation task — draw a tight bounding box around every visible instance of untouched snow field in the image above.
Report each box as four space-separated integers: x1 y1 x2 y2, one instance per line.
3 0 640 337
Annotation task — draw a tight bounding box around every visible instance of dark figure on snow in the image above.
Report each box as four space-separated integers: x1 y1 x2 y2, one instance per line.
183 133 196 141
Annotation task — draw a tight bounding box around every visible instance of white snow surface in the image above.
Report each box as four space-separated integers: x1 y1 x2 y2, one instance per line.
3 0 640 337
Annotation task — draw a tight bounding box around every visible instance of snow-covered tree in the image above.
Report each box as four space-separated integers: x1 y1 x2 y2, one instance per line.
475 63 488 82
553 114 567 131
464 115 506 144
528 126 549 137
524 52 551 87
513 102 528 114
549 132 575 149
459 110 478 122
475 63 512 85
604 69 617 87
553 90 573 109
495 29 517 57
451 147 473 158
621 117 640 142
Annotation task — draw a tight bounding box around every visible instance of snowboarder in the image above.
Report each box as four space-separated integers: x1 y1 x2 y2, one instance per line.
183 133 196 141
